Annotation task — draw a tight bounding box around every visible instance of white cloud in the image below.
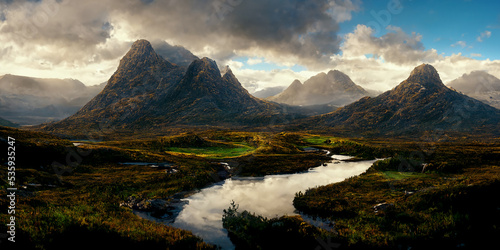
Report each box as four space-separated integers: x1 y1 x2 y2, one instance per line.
233 25 500 94
341 25 442 65
247 58 263 65
477 30 492 42
451 41 467 48
470 53 482 58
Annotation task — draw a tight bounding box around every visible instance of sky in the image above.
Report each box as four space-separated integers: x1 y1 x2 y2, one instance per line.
0 0 499 92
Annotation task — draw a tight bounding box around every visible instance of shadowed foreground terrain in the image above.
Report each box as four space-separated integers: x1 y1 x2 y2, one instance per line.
1 126 499 249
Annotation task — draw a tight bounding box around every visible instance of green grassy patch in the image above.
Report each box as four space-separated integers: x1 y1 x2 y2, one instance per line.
382 171 428 180
302 135 335 145
166 144 255 159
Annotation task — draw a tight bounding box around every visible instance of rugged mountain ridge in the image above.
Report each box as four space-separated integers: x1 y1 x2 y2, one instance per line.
142 57 296 126
268 70 369 106
299 64 500 135
40 40 303 135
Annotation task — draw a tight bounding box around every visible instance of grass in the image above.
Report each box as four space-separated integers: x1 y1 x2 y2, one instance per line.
292 149 500 249
301 135 335 145
2 126 499 249
166 142 255 159
0 128 337 249
382 171 429 180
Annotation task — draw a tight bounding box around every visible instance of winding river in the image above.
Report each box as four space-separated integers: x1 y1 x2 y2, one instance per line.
139 155 376 249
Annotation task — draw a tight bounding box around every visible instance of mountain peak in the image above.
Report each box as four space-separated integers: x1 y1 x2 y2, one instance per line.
130 39 154 52
327 70 354 86
328 69 347 77
122 39 157 62
116 39 172 74
407 64 441 82
200 57 218 68
222 66 243 88
221 65 233 76
290 79 302 87
187 57 221 78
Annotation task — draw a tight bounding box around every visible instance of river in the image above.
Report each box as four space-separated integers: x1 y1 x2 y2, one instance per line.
138 154 376 249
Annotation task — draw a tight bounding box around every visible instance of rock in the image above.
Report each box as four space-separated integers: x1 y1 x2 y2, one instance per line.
373 202 394 213
404 190 415 196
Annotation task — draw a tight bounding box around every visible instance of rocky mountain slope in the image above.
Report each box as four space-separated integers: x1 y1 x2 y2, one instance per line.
299 64 500 135
447 71 500 109
268 70 369 106
40 40 305 135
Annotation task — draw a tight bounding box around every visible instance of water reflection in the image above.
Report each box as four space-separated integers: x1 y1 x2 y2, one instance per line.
171 156 376 249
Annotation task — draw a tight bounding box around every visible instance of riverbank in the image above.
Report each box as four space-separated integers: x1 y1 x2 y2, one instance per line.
0 128 348 249
2 127 498 249
223 141 500 249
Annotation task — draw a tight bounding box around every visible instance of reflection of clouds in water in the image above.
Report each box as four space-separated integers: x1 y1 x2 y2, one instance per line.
172 157 376 249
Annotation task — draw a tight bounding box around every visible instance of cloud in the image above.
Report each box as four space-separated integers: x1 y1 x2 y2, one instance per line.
0 0 362 84
231 25 500 94
470 53 482 58
477 30 491 42
247 58 263 65
341 24 442 65
1 0 499 97
451 41 467 48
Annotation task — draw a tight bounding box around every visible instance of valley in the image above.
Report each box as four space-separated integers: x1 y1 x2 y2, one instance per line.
1 126 499 249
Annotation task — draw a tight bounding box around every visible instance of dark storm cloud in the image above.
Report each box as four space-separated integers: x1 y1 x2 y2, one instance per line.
111 0 355 66
217 0 342 61
0 0 358 70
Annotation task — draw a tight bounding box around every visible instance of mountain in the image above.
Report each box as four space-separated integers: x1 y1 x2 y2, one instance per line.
447 71 500 109
0 74 105 125
268 70 369 106
298 64 500 136
0 117 18 127
40 40 303 136
251 86 286 99
42 39 186 132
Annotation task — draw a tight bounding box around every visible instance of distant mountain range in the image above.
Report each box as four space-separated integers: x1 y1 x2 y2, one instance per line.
0 74 105 125
251 86 286 99
40 40 309 136
0 116 18 127
447 71 500 109
268 70 369 106
20 39 499 137
298 64 500 136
